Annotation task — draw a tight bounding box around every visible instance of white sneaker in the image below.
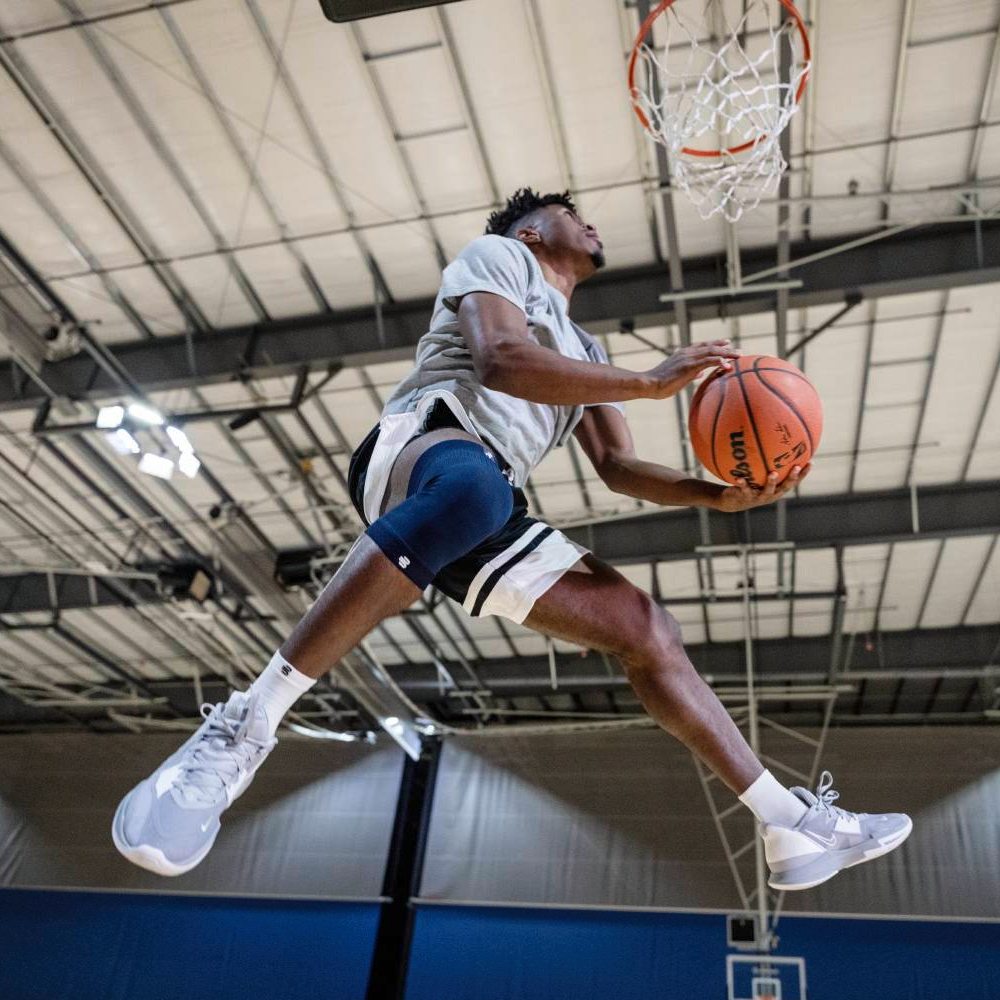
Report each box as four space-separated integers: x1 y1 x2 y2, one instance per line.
112 691 276 876
763 771 912 891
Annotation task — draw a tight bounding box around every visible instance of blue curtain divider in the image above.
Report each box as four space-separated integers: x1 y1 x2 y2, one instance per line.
404 904 1000 1000
0 888 382 1000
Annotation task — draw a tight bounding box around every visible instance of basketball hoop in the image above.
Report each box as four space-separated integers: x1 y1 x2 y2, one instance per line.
628 0 811 223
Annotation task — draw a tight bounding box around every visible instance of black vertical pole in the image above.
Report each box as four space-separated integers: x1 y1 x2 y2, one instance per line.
365 736 442 1000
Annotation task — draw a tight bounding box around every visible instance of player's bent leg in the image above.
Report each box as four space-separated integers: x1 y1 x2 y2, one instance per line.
112 534 424 877
523 554 912 890
523 554 762 793
113 436 513 876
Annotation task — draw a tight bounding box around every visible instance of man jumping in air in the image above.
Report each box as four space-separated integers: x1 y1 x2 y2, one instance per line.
113 189 911 892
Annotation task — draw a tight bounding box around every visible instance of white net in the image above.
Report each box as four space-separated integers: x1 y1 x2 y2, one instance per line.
630 0 810 222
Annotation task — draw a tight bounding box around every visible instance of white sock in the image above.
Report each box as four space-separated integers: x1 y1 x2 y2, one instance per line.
247 651 317 738
738 769 809 828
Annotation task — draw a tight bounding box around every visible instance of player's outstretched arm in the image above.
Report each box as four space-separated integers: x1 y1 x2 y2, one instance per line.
573 404 809 511
458 291 739 405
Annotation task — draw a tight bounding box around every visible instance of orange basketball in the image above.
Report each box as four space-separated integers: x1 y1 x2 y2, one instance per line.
688 355 822 486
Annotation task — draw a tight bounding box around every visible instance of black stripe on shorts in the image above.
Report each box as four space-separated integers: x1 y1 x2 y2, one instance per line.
470 526 555 617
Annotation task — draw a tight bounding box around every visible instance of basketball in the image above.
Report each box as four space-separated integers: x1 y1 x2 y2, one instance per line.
688 355 822 486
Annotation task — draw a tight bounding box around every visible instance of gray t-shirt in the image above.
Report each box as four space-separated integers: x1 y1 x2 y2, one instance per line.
382 235 624 487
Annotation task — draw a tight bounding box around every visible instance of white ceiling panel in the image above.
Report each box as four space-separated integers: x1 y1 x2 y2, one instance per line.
920 535 996 628
96 8 280 247
0 85 144 272
0 156 91 277
878 537 940 631
889 133 973 191
842 543 890 634
963 368 1000 481
169 0 352 236
107 264 187 336
793 548 837 591
964 537 1000 625
264 0 419 225
915 285 1000 483
402 131 491 213
316 385 382 446
535 0 642 187
233 244 316 318
433 208 490 260
362 221 443 299
369 46 463 137
911 0 999 45
576 185 653 269
355 7 439 54
811 0 900 145
657 559 701 601
168 253 261 326
0 1 66 37
445 0 564 196
10 31 216 257
293 231 379 310
47 274 135 343
899 34 995 137
791 597 834 637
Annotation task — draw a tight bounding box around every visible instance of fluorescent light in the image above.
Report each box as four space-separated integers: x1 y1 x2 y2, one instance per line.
96 405 125 429
127 402 164 426
138 453 174 479
105 429 140 455
177 451 200 478
287 723 358 742
383 716 400 728
166 425 194 452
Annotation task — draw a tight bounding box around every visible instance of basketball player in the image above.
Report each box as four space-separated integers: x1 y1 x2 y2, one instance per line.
113 189 910 891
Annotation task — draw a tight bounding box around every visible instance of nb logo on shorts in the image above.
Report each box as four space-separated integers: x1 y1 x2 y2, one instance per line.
398 555 411 569
483 449 496 462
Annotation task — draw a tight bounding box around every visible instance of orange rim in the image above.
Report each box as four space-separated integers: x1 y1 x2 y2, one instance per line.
627 0 811 158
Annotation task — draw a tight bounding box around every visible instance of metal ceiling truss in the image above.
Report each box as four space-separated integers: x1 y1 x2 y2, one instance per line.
4 219 998 409
273 481 1000 596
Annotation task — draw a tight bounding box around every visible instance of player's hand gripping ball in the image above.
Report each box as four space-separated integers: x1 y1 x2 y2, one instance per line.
688 355 822 488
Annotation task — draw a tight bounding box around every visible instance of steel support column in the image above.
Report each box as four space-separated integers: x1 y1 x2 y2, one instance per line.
365 736 441 1000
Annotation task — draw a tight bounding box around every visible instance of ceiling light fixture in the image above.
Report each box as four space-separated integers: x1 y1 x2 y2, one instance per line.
177 452 201 479
137 453 174 480
105 429 140 455
96 405 125 429
127 402 164 426
166 425 194 452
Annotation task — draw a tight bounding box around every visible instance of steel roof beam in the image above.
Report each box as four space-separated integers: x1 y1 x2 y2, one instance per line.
566 480 1000 564
385 623 1000 696
5 220 998 409
274 480 1000 588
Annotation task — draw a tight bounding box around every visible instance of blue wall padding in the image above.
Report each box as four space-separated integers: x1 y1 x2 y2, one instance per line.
405 905 1000 1000
406 906 729 1000
776 914 1000 1000
0 889 381 1000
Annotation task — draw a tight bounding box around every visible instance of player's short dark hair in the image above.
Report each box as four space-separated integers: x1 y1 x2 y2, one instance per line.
485 187 576 236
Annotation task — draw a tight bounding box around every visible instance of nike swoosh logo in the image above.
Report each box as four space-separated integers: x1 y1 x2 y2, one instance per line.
809 831 838 847
200 819 213 833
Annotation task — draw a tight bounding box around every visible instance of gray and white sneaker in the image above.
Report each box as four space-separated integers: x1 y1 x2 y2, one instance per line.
112 691 276 877
763 771 912 891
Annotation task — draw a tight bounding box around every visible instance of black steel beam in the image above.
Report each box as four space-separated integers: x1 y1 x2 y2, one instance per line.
276 480 1000 585
567 480 1000 564
0 572 164 614
385 624 1000 695
365 736 441 1000
0 561 215 615
2 221 999 409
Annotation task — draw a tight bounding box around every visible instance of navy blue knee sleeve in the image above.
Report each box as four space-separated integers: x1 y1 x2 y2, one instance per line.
366 439 514 589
